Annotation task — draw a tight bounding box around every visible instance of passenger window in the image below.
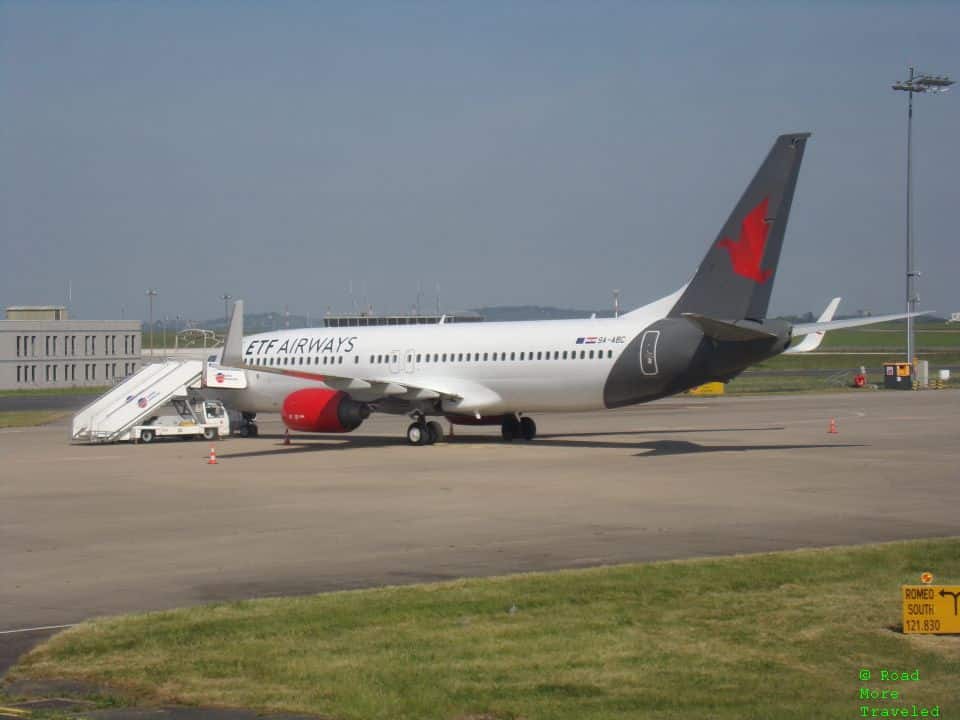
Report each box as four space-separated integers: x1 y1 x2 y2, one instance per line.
299 357 304 365
510 352 515 361
589 350 595 359
338 357 343 364
442 353 447 362
562 351 568 359
354 356 359 364
554 351 559 360
433 353 439 362
483 352 488 361
417 354 421 362
458 353 463 362
369 355 375 364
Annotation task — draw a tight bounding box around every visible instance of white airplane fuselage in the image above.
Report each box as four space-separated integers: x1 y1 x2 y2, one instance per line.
216 290 679 417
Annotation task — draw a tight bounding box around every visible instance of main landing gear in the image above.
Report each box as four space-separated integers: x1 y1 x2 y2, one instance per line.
501 414 536 442
406 415 445 446
237 412 259 438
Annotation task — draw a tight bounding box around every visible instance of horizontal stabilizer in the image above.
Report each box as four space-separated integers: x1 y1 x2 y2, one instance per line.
793 311 934 336
681 313 777 342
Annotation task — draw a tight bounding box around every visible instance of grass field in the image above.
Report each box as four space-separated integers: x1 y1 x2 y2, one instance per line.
0 410 68 428
9 539 960 720
0 386 108 398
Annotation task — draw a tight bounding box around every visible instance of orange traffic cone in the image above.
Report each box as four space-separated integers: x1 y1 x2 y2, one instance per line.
828 418 838 434
208 446 218 464
283 429 291 446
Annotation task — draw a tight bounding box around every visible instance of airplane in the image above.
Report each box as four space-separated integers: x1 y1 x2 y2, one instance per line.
212 132 926 445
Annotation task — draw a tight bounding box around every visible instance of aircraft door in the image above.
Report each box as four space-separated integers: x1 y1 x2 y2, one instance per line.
639 330 659 376
389 351 401 374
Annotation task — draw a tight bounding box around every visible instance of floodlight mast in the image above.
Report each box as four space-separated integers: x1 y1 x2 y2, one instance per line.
892 67 954 366
146 288 158 358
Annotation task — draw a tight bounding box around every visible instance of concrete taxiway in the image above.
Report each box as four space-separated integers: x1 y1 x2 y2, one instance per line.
2 391 958 662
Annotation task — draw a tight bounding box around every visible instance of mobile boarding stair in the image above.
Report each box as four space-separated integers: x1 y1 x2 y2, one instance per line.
71 360 205 444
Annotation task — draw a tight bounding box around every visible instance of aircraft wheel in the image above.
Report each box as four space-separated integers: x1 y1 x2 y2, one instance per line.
501 415 520 442
407 422 427 446
519 416 537 441
426 421 444 444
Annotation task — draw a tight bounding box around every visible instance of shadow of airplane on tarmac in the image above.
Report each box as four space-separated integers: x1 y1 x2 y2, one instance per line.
221 426 863 460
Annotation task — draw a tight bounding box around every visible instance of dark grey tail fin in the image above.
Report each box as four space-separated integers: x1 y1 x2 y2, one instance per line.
668 132 810 322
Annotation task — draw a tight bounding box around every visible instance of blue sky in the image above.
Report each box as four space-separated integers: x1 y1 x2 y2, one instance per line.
1 1 957 322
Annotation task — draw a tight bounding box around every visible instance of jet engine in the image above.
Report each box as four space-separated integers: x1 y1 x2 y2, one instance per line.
281 388 370 433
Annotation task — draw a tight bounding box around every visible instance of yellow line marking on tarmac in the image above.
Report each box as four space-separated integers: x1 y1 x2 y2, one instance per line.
0 624 76 635
0 707 30 718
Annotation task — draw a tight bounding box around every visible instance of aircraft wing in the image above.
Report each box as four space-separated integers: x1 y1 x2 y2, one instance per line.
792 310 934 336
783 297 841 353
220 300 499 410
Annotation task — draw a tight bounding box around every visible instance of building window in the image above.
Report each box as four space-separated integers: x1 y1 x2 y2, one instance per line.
16 366 21 383
31 365 36 382
45 336 50 356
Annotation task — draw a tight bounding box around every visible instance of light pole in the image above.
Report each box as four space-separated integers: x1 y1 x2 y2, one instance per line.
892 68 953 366
146 289 158 357
221 293 232 329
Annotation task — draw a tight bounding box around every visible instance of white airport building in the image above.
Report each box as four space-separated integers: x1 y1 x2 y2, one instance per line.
0 306 142 390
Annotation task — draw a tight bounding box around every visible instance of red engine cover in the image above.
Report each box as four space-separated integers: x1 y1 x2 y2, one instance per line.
282 389 366 433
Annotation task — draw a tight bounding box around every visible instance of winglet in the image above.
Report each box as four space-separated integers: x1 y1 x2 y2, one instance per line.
221 299 245 367
784 297 840 353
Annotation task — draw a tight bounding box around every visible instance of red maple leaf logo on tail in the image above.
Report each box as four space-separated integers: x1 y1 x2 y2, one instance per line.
718 197 773 284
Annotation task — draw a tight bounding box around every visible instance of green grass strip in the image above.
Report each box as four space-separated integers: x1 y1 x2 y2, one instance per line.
9 539 960 719
0 410 68 428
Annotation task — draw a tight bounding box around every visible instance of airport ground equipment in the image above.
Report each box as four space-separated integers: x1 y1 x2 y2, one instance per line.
126 397 230 444
71 359 205 443
883 362 913 390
